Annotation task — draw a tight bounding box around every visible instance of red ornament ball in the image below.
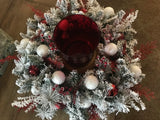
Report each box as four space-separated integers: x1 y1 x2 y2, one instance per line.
108 84 118 97
29 65 40 76
55 103 66 109
53 14 101 68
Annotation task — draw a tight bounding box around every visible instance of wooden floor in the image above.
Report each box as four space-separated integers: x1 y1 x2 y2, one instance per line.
0 0 160 120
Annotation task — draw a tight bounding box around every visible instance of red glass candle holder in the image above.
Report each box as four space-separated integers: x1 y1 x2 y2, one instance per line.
53 14 100 69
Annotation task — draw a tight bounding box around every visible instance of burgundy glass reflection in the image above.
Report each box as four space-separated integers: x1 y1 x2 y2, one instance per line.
53 14 100 68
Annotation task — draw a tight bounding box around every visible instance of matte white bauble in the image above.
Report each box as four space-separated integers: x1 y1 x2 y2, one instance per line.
104 7 115 18
52 71 66 85
37 44 49 57
84 75 99 90
80 99 91 108
129 65 142 78
20 38 29 47
31 86 40 96
104 43 118 56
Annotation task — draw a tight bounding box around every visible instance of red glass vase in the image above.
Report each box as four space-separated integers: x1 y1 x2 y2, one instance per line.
53 14 100 68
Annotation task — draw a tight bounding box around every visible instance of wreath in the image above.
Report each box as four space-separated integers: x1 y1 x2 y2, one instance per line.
12 0 147 120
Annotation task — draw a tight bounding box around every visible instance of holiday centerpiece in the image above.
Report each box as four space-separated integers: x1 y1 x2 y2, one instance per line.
12 0 148 120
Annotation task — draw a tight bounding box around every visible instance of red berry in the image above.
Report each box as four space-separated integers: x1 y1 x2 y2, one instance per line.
52 88 56 91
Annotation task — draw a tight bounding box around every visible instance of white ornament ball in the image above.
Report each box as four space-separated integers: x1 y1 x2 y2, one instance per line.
20 38 29 47
84 75 99 90
52 71 66 85
31 86 40 96
80 99 91 108
104 43 118 56
28 40 36 46
37 44 49 57
104 7 115 18
129 65 142 78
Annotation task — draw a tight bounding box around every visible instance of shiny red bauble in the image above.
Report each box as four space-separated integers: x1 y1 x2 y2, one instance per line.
53 14 101 68
108 84 118 97
29 65 40 76
55 103 66 109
